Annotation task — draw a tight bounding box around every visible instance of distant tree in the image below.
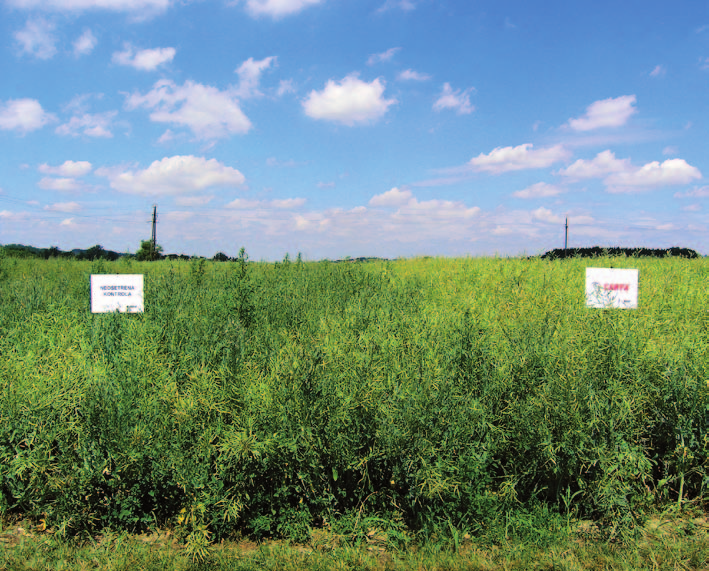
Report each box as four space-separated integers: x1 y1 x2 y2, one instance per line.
135 240 163 261
82 245 105 261
212 252 230 262
42 246 61 259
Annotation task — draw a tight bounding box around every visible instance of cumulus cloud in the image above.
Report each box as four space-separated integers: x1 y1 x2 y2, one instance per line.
234 56 276 98
674 186 709 198
513 182 564 199
73 29 97 56
556 150 631 179
469 143 571 174
97 155 246 195
650 64 666 77
272 198 306 208
39 160 92 177
225 198 261 209
56 111 117 137
531 206 563 224
14 17 57 59
112 44 175 70
393 197 480 221
235 0 323 18
557 150 701 192
7 0 170 17
38 177 83 191
225 197 305 209
369 187 412 206
433 83 475 115
397 69 431 81
605 158 702 192
303 74 397 126
377 0 416 13
367 47 400 65
277 79 296 96
0 98 55 133
44 201 81 212
125 79 252 139
567 95 637 131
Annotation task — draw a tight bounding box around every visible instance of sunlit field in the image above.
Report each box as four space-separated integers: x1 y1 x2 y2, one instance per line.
0 253 707 568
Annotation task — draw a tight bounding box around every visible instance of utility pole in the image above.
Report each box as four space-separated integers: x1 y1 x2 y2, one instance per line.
151 204 157 260
564 217 568 250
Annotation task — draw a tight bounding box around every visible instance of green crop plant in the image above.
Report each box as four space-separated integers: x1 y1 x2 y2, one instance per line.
0 255 706 551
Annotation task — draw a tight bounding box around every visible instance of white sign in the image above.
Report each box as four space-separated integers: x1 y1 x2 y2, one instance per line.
585 268 638 309
91 274 144 313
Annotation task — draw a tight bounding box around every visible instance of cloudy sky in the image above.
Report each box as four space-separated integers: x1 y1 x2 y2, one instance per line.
1 0 708 259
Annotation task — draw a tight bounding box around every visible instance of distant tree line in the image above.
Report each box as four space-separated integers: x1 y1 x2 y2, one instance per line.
0 243 246 262
0 244 123 261
541 246 700 260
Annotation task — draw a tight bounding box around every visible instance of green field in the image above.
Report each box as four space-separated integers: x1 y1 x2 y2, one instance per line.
0 253 707 566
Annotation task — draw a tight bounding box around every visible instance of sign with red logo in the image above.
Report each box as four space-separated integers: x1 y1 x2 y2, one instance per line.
91 274 144 313
585 268 638 309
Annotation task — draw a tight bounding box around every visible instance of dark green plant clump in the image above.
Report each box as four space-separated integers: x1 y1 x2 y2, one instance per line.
541 246 700 260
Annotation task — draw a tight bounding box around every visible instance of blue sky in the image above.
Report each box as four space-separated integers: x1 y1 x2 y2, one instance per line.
1 0 708 259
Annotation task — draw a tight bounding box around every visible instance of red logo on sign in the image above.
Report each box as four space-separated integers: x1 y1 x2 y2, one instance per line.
603 283 629 291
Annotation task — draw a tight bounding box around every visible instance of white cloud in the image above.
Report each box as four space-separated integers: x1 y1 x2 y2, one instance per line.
225 197 305 209
377 0 416 13
38 177 82 191
97 155 246 195
60 218 76 226
674 186 709 198
125 79 252 139
433 83 475 115
56 111 117 137
682 204 701 211
112 44 175 71
266 157 304 168
73 28 97 56
7 0 170 17
44 201 81 212
367 47 400 66
303 74 397 126
567 95 637 131
277 79 296 96
558 151 702 192
157 129 177 144
235 56 276 98
397 69 431 81
39 160 92 177
271 198 306 208
369 186 412 206
469 143 571 174
226 198 261 209
393 198 480 221
14 17 57 59
235 0 323 18
532 206 563 224
650 64 666 77
605 158 702 192
0 98 55 133
556 150 631 179
513 182 563 199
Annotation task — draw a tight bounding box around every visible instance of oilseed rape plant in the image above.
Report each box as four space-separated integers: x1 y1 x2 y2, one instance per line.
0 253 707 550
